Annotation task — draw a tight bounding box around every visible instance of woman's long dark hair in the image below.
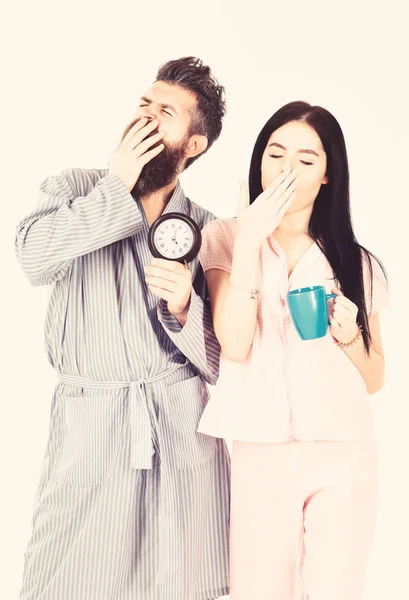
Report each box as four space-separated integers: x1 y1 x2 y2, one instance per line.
249 101 387 352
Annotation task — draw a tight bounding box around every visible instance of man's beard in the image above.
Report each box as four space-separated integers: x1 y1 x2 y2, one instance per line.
131 135 189 200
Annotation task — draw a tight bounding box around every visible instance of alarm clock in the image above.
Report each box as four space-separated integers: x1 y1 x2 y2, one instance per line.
147 212 202 263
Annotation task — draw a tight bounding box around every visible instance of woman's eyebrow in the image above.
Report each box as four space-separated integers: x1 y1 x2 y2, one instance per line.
268 142 286 150
298 148 319 157
268 142 319 157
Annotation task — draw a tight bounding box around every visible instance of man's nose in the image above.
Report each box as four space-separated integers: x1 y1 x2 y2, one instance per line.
140 104 160 121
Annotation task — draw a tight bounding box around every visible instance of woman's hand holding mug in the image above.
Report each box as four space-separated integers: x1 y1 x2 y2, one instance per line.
329 288 360 344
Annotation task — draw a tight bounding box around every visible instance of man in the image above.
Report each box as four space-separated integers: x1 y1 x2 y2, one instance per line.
16 57 230 600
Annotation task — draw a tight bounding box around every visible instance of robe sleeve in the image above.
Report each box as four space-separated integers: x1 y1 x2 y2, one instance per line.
15 168 143 286
157 263 220 385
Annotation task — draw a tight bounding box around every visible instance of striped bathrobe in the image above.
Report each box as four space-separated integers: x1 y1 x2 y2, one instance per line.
15 168 230 600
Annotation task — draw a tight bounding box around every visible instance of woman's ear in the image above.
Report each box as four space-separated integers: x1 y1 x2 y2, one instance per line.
322 174 329 184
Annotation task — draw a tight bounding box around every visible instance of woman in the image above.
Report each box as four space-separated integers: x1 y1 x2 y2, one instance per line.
197 101 388 600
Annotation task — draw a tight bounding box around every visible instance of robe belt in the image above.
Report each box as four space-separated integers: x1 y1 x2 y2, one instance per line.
58 360 189 470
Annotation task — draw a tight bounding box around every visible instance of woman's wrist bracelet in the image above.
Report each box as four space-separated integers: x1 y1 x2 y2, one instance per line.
333 324 363 348
229 282 260 300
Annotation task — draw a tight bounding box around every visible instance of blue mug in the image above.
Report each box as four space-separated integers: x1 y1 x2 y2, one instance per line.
287 285 336 340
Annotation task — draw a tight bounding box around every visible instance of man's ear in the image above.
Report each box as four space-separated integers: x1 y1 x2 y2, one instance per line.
185 134 208 159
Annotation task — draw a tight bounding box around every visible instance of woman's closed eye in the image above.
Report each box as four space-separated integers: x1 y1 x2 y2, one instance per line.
268 154 314 166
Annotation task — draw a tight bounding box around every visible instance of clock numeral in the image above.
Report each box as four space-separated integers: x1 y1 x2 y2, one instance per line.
160 244 165 248
179 248 183 253
172 223 175 228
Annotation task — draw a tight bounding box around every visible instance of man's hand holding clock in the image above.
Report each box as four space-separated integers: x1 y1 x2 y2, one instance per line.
144 213 202 321
144 259 192 318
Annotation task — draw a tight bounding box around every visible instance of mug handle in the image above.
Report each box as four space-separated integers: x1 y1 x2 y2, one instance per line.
326 293 337 325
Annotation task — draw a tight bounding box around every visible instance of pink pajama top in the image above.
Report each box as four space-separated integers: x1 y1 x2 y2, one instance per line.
197 218 388 443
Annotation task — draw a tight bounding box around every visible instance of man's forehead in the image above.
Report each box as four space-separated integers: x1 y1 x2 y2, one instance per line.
141 81 197 113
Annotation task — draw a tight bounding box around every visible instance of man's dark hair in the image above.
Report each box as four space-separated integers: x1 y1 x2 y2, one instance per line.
155 56 226 168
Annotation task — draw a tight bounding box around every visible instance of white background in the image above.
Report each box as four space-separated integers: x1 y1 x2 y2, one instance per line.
1 1 408 598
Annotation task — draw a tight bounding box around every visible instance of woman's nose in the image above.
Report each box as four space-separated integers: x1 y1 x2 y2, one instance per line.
282 158 296 171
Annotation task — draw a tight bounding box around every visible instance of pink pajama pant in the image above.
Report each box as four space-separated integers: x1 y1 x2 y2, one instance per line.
230 439 378 600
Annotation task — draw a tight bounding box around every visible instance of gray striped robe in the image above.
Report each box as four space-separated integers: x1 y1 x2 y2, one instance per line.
15 168 230 600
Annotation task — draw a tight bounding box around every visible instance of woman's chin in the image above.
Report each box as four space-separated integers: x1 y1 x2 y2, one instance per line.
284 200 315 217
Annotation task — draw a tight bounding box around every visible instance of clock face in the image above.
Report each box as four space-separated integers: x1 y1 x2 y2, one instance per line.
148 212 202 263
153 218 195 260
